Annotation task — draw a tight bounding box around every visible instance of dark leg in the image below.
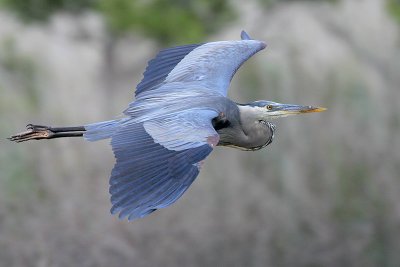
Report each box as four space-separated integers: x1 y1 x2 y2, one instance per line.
8 124 86 143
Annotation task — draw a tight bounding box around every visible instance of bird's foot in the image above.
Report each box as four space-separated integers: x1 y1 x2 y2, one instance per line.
8 124 55 143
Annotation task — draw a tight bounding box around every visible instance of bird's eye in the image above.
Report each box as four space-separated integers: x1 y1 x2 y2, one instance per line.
266 105 273 110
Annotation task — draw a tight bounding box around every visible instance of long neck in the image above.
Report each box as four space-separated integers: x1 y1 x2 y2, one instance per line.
238 105 275 149
216 105 275 151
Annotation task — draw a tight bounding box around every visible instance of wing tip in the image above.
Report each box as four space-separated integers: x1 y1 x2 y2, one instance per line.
241 30 267 49
241 30 252 40
110 205 157 221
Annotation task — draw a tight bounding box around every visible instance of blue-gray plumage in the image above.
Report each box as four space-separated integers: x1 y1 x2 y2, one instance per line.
9 31 325 221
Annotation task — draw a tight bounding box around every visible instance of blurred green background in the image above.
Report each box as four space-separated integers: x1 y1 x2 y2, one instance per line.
1 0 400 266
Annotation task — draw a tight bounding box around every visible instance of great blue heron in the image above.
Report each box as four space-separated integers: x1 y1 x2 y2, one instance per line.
9 31 325 221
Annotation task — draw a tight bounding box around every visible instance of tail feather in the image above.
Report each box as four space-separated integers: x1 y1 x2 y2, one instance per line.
84 118 128 141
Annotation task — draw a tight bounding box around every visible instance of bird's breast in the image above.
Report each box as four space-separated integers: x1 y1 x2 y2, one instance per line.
216 120 275 151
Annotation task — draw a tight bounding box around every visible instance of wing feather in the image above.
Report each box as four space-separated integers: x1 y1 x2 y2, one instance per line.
240 30 252 40
134 32 266 98
109 113 216 220
135 43 202 96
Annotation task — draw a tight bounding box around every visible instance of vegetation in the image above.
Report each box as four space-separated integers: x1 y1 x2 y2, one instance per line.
0 0 96 21
0 0 234 44
388 0 400 24
258 0 338 8
1 0 400 266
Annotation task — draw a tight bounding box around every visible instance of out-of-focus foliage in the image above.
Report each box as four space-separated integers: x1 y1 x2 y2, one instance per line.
387 0 400 24
98 0 234 44
0 38 40 111
258 0 338 8
0 0 234 44
1 0 400 266
0 0 95 21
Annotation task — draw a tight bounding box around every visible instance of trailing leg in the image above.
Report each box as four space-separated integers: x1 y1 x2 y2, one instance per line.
8 124 85 143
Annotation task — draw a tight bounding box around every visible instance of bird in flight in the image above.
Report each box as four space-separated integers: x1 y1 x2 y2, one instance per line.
9 31 325 221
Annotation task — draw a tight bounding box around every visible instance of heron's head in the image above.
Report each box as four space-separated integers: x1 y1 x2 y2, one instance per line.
244 100 326 119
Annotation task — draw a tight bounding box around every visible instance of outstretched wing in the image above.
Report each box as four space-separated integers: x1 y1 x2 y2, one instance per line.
135 43 202 97
135 31 266 98
108 31 264 220
109 109 219 220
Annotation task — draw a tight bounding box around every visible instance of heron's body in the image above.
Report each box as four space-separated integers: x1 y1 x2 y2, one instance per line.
9 31 325 221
